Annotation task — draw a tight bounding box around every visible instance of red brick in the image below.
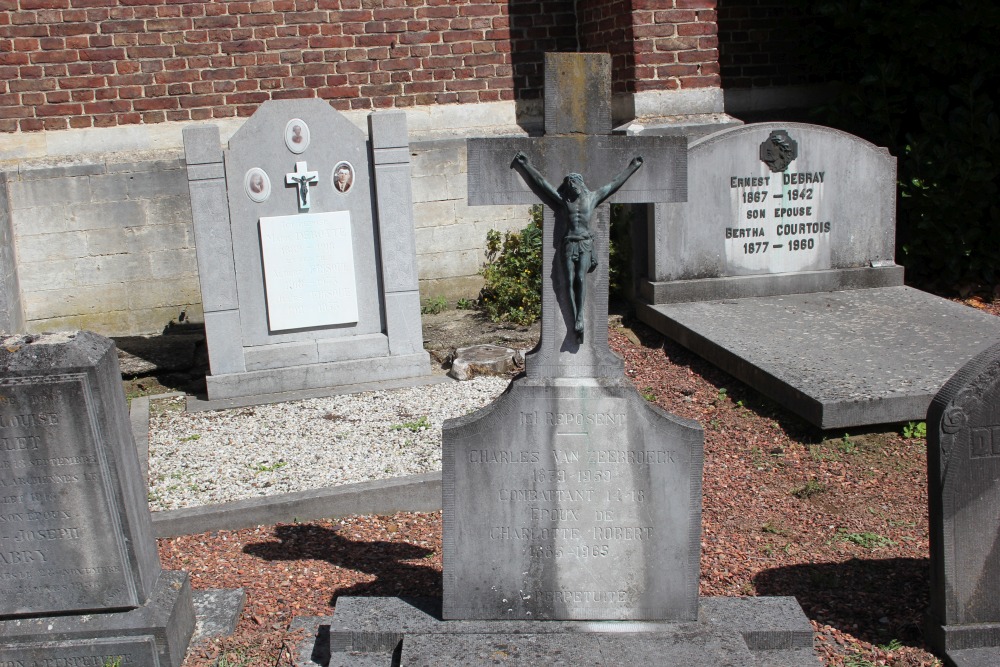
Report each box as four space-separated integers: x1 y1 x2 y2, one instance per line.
221 39 264 53
132 96 178 111
677 22 716 37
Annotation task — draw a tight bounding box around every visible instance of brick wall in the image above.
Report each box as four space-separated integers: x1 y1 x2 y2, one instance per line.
578 0 719 96
0 0 724 133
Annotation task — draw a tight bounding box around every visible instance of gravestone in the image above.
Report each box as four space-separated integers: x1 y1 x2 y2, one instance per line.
307 53 818 666
637 122 1000 429
0 331 195 667
183 100 431 402
926 342 1000 667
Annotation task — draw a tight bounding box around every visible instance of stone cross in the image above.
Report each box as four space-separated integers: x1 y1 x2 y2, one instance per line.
446 52 701 623
285 160 318 210
467 52 687 379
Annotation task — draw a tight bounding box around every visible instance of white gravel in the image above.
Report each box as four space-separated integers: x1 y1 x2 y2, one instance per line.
146 377 509 511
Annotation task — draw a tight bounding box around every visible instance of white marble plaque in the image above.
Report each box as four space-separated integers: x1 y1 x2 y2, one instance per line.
259 212 359 331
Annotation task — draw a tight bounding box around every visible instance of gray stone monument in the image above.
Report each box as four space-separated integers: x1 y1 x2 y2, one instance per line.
183 100 431 402
306 53 819 666
927 342 1000 667
637 122 1000 429
0 331 195 666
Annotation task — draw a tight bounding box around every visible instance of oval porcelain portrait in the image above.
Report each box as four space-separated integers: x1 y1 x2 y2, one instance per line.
284 118 310 154
332 161 355 194
244 167 271 203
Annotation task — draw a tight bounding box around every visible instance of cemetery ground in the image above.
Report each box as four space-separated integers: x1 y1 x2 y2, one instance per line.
138 297 1000 667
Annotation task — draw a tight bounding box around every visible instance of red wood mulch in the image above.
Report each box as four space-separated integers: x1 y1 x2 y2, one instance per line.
163 297 999 667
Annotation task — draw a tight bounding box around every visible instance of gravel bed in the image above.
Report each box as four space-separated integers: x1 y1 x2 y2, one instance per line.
147 377 509 511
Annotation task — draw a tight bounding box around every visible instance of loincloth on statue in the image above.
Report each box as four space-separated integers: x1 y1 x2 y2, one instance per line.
563 232 599 272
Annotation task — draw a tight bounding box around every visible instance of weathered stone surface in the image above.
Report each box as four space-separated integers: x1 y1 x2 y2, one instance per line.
443 377 702 620
927 342 1000 663
296 596 818 667
0 331 160 616
448 343 518 381
641 287 1000 429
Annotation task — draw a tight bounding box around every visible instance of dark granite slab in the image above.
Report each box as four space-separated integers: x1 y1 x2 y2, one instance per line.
639 286 1000 429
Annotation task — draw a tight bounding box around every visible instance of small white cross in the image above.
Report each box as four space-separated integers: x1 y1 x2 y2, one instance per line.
285 161 319 210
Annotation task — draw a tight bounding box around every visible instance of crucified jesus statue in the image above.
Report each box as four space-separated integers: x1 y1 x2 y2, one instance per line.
511 151 644 343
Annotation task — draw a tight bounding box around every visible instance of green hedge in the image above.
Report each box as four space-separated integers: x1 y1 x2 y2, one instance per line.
804 0 1000 290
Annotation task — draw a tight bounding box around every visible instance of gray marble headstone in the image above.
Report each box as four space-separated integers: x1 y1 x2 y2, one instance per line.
0 331 194 667
927 342 1000 666
641 122 901 304
445 52 703 621
183 100 430 401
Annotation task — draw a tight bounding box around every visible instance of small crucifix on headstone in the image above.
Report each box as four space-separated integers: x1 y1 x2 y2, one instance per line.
467 52 687 379
285 160 319 210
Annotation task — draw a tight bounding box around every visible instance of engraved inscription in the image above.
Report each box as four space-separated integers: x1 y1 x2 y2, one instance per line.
970 425 1000 458
0 375 134 616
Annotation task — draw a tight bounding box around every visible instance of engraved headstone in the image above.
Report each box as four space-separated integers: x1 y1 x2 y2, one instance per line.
927 342 1000 667
637 123 1000 429
183 100 431 402
0 331 194 667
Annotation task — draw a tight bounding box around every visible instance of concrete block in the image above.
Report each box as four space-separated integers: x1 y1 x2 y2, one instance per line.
71 199 145 231
9 175 93 209
183 125 224 165
23 283 128 320
410 174 453 203
74 252 150 286
244 340 319 371
88 172 130 202
10 203 73 236
149 247 199 279
17 161 105 180
316 333 389 363
417 249 481 281
412 199 456 229
127 278 202 310
86 227 128 256
415 221 480 256
145 195 195 226
15 230 88 263
368 109 409 150
105 155 184 175
0 174 24 333
127 223 193 254
121 168 189 200
203 309 246 375
17 258 78 291
25 311 133 338
409 140 464 178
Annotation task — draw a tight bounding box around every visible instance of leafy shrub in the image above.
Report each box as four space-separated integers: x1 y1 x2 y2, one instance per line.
803 1 1000 290
420 296 448 314
478 206 543 325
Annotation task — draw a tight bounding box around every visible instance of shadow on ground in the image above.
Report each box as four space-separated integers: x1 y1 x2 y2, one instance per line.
243 524 443 605
753 557 930 646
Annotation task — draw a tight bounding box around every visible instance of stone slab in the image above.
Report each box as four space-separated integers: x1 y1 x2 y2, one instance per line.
191 588 245 642
0 570 195 667
0 331 160 617
151 472 443 539
946 647 1000 667
203 351 431 401
639 286 1000 429
297 595 817 666
186 373 446 412
443 377 703 621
